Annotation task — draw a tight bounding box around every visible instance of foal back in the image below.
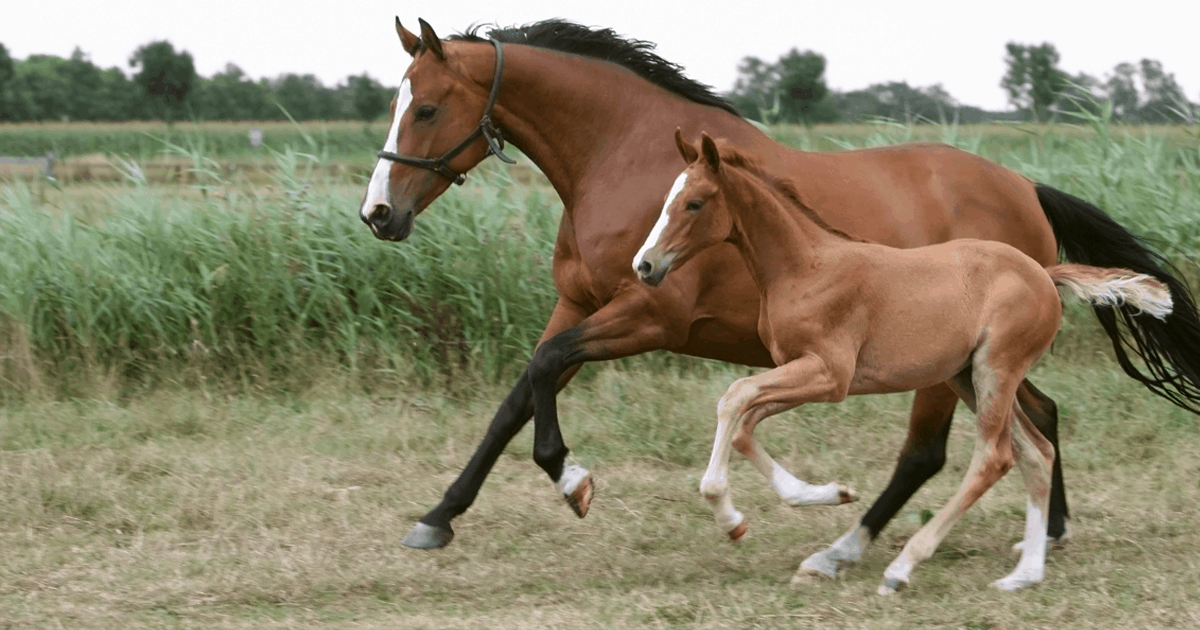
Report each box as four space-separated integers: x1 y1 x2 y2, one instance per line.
830 239 1063 396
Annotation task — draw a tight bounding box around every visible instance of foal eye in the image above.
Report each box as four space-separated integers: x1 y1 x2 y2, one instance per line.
415 106 437 121
685 200 704 212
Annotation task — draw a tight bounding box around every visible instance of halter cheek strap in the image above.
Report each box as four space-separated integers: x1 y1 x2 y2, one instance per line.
376 38 516 186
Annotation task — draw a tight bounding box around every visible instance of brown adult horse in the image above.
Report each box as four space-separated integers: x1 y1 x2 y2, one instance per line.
634 131 1174 592
358 19 1200 559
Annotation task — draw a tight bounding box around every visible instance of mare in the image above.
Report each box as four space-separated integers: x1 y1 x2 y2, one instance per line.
358 19 1200 561
633 131 1174 592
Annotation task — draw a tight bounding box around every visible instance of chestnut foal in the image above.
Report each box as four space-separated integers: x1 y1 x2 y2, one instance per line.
634 131 1173 593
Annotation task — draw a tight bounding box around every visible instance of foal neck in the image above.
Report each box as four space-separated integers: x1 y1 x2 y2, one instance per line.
722 166 849 288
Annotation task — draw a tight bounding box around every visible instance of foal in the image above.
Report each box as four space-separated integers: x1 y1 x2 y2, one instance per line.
633 131 1173 593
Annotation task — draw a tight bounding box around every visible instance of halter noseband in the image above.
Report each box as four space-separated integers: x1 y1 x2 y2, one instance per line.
376 38 516 186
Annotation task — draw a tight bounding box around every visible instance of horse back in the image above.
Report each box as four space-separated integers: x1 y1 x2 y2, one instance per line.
769 144 1058 267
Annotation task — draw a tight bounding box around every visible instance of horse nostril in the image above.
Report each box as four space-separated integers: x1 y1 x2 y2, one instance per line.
369 204 392 223
637 260 652 277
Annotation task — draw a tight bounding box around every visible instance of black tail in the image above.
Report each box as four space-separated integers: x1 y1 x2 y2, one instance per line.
1037 183 1200 413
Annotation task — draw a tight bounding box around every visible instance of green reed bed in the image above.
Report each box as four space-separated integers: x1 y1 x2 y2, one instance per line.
1 116 1197 400
0 151 560 398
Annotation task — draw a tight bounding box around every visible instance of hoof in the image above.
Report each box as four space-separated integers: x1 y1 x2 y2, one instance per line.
990 573 1042 592
877 576 906 596
728 522 748 542
838 484 858 504
566 475 594 519
401 522 454 549
796 555 839 580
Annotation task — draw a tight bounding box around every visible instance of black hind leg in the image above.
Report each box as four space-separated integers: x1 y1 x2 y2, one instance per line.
1017 379 1069 540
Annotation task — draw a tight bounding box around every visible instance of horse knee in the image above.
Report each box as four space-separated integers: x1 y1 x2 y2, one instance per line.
897 441 947 481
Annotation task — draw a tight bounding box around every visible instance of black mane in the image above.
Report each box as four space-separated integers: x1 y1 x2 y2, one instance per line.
449 20 741 117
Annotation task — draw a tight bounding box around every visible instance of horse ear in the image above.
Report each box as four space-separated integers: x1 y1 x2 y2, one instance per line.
396 18 421 57
675 128 699 163
700 132 721 171
417 18 446 61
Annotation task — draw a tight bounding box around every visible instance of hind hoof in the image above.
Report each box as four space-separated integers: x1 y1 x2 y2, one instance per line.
401 522 454 549
838 484 858 504
728 522 748 542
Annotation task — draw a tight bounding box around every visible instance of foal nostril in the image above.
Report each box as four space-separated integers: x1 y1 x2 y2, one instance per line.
637 260 652 277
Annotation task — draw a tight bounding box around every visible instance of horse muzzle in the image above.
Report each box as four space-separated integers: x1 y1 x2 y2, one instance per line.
636 254 675 287
362 203 415 242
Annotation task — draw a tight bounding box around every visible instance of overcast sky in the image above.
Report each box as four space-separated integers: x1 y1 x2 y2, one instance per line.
3 0 1198 112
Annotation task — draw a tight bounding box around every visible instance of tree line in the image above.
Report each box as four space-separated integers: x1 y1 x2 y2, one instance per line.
1 38 1196 126
729 42 1197 126
0 41 390 123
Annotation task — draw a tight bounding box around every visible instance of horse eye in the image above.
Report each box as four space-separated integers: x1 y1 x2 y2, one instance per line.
415 105 437 121
685 200 704 212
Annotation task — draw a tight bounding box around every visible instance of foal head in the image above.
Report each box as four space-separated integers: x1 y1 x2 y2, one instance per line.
634 130 738 287
360 18 503 241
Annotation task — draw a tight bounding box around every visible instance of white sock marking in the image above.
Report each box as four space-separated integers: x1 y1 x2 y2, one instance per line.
632 171 688 272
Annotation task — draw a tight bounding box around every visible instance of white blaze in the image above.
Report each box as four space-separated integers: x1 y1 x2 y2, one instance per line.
632 171 688 272
360 79 414 221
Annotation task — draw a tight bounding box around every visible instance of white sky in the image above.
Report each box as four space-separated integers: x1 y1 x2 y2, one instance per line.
3 0 1198 112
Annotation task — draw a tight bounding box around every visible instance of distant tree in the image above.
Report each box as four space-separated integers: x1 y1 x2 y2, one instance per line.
1055 72 1105 119
1001 42 1068 121
726 49 835 126
0 43 14 120
63 48 104 120
728 55 778 121
1104 62 1140 122
129 40 197 123
350 73 387 121
775 49 831 127
1137 59 1191 123
271 73 321 119
8 55 72 121
193 63 271 120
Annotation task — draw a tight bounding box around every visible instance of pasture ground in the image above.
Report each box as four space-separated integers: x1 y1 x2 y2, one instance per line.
2 349 1199 628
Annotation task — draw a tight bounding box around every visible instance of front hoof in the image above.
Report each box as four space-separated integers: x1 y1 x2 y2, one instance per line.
838 484 858 504
566 475 594 518
401 522 454 549
558 464 593 518
728 522 749 542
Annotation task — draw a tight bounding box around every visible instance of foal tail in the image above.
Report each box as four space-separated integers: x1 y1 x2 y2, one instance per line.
1049 264 1173 321
1037 184 1200 413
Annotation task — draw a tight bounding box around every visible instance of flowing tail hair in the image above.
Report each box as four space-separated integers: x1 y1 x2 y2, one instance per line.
1037 184 1200 413
1050 264 1173 321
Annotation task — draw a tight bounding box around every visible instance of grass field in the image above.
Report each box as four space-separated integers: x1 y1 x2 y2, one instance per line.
2 119 1200 627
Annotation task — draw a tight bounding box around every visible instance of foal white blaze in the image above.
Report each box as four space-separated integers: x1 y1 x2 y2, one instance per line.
632 172 688 273
359 79 414 223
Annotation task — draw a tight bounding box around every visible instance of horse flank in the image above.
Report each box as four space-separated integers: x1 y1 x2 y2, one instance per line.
1049 264 1173 321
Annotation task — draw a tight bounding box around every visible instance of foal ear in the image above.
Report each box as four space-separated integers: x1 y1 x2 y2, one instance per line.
700 132 721 171
417 18 447 61
674 128 699 163
396 18 421 57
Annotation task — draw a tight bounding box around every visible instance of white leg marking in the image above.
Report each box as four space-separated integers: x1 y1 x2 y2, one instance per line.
360 79 414 221
993 500 1048 591
632 172 688 272
796 524 870 581
555 463 590 497
699 377 756 538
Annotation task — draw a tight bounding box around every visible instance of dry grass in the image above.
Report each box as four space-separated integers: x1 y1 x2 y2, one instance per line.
2 348 1199 629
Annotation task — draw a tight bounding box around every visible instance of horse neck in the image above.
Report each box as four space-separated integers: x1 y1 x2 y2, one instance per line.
484 44 702 203
723 168 843 290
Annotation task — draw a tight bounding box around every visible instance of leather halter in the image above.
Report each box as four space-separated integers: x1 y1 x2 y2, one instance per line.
375 38 516 186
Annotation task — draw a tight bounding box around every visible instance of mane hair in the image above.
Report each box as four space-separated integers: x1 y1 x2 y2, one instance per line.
449 20 741 117
715 144 866 243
